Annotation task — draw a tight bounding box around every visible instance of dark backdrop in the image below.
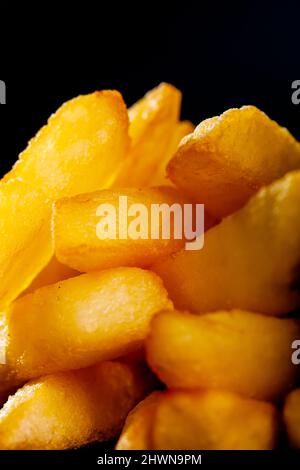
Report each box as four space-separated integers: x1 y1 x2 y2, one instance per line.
1 1 299 177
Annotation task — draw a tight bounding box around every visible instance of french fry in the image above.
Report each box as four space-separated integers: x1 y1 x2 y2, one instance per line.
2 84 300 452
116 392 162 450
283 388 300 448
1 268 172 386
168 106 300 218
54 187 189 271
146 310 300 401
114 83 181 187
21 256 78 296
4 92 130 199
0 361 154 450
153 171 300 316
151 390 279 450
0 179 53 310
150 120 195 186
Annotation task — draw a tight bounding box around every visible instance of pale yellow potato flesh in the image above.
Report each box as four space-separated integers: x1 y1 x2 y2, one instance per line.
0 361 154 450
283 388 300 448
54 187 189 271
153 171 300 316
114 83 181 187
1 268 172 386
146 310 300 401
152 390 279 450
4 91 130 199
168 106 300 218
0 179 53 310
116 392 162 450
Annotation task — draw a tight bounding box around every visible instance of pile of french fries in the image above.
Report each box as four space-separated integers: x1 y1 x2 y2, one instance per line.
0 83 299 450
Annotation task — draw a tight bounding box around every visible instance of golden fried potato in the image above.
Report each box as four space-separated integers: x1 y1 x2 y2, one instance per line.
150 120 194 186
116 392 162 450
283 388 300 448
0 316 10 392
2 268 172 385
152 390 279 450
146 310 300 401
153 171 300 316
0 361 154 450
168 106 300 218
21 256 78 296
54 187 189 271
0 179 53 310
114 83 181 187
4 92 129 199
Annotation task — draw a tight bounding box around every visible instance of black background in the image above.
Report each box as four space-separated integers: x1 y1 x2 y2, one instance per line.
0 1 299 177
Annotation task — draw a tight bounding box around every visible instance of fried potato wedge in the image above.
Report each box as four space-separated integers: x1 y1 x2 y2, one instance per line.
4 91 129 199
0 361 154 450
146 310 300 400
21 256 78 296
2 268 172 384
150 120 194 186
54 187 189 271
153 171 300 316
283 388 300 448
116 392 162 450
114 83 181 187
152 390 279 450
168 106 300 218
0 179 53 310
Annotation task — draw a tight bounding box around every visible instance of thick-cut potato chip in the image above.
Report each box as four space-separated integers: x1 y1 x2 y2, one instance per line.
168 106 300 218
0 179 53 310
1 268 172 385
152 390 279 450
150 120 194 186
54 187 189 271
153 171 300 316
116 392 162 450
283 388 300 448
2 83 300 452
4 92 129 199
0 361 154 450
21 256 78 296
146 310 300 400
114 83 181 187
